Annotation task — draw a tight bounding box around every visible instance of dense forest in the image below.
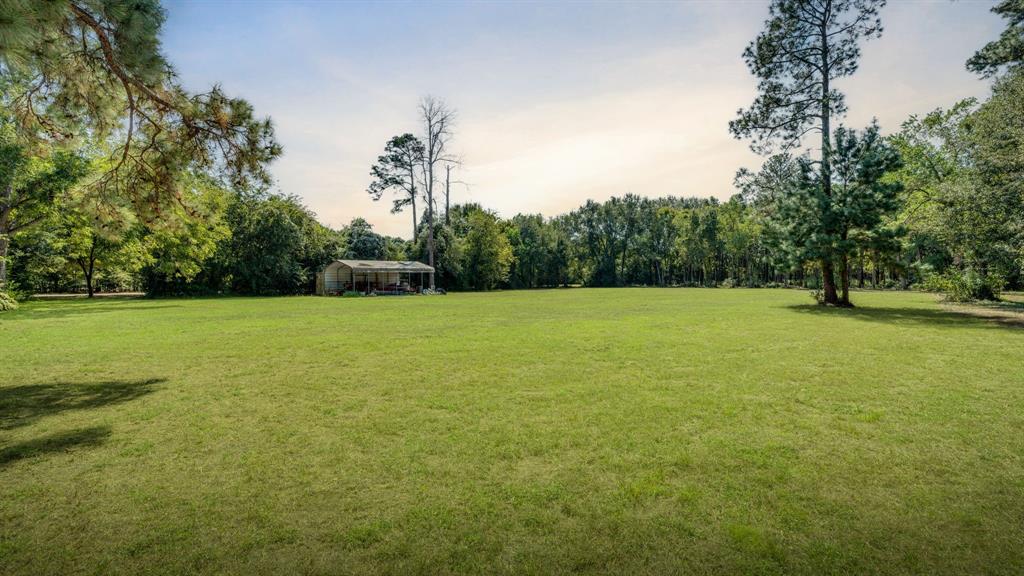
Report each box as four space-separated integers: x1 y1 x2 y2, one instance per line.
1 0 1021 306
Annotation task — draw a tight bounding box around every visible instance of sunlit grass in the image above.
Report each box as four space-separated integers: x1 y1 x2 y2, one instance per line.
1 289 1022 575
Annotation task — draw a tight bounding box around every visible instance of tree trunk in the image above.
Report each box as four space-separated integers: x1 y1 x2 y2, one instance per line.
872 249 880 288
445 165 451 226
426 178 436 289
816 15 841 307
619 242 627 286
79 259 94 298
411 193 418 242
820 259 839 305
81 237 97 298
0 182 11 290
0 235 8 290
839 253 852 306
408 164 419 242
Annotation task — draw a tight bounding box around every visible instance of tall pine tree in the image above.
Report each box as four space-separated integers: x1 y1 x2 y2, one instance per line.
0 1 281 221
730 0 885 305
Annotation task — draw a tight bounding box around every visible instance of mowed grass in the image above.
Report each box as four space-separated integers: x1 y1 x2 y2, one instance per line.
1 289 1022 575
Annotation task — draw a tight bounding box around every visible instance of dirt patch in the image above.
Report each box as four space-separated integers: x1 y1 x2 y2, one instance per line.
940 292 1024 329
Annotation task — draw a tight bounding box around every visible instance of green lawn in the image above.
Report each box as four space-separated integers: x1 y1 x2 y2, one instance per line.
1 289 1022 575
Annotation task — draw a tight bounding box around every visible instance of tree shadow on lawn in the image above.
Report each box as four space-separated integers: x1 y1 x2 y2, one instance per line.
0 378 164 431
0 426 111 468
3 302 182 321
785 303 1024 330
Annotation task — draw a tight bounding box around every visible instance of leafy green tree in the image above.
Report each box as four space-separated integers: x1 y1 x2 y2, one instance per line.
963 71 1024 290
544 216 573 288
139 176 232 295
382 236 410 261
0 133 89 288
415 221 463 290
613 194 643 284
58 195 143 297
463 208 513 290
507 213 547 289
745 123 901 304
344 218 386 260
640 207 677 286
828 123 903 301
569 199 620 286
967 0 1024 78
718 197 757 285
730 0 885 305
6 226 75 294
889 87 1023 297
672 204 721 287
735 155 805 284
221 194 305 294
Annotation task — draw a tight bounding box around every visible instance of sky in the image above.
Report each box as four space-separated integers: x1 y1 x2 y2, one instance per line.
162 0 1004 239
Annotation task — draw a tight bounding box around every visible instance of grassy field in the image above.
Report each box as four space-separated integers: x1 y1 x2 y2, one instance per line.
1 289 1022 575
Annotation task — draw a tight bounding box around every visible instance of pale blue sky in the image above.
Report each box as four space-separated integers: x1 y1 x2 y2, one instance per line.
163 0 1003 238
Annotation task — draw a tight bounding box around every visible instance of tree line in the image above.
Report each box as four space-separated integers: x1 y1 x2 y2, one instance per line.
727 0 1022 305
1 0 1021 306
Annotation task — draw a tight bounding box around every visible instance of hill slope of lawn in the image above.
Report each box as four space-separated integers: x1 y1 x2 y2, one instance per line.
1 289 1022 575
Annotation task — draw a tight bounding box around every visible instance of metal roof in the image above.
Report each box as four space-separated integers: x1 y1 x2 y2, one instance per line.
330 259 434 272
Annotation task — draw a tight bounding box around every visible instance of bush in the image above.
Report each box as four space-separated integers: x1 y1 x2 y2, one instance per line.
919 272 949 294
0 291 18 312
720 277 737 288
970 271 1004 301
920 269 1004 302
809 288 824 304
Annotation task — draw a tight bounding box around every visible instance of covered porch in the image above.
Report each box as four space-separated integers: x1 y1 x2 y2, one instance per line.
316 259 435 295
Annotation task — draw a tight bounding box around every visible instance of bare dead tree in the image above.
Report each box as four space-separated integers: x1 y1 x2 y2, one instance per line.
443 160 467 226
445 163 452 226
418 97 457 287
443 155 470 227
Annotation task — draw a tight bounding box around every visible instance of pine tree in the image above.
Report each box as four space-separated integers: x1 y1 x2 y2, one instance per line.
0 0 281 223
730 0 885 305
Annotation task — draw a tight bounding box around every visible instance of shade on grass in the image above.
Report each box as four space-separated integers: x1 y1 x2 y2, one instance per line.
1 289 1022 575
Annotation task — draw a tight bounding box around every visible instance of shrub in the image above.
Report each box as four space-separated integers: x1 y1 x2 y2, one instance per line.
0 291 18 312
974 271 1004 301
921 269 1004 302
947 270 985 302
809 288 824 304
720 277 737 288
919 271 950 294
